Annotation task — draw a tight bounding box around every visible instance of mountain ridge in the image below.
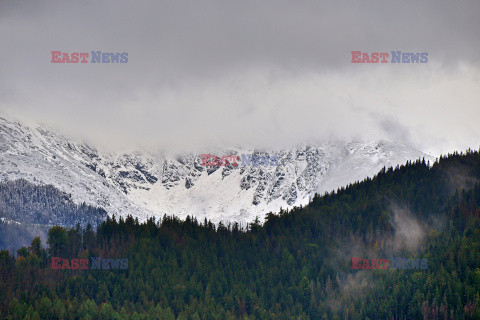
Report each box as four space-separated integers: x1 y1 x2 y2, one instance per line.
0 116 434 223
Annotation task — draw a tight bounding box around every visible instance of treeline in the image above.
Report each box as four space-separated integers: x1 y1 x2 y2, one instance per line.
1 150 480 319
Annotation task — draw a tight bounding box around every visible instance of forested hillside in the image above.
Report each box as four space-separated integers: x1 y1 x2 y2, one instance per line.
0 179 107 250
1 150 480 319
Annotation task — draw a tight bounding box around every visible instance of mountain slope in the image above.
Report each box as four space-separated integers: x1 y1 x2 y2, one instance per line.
0 179 106 250
2 151 479 319
0 116 434 223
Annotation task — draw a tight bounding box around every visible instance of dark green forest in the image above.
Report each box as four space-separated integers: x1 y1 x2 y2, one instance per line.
1 150 480 319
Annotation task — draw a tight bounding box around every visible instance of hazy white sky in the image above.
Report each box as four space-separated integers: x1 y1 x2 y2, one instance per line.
1 0 479 155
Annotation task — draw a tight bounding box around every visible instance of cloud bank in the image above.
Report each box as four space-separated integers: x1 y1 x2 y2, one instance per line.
1 0 479 154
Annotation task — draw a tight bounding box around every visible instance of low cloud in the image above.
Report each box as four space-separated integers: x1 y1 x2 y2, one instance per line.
389 204 425 252
1 1 479 155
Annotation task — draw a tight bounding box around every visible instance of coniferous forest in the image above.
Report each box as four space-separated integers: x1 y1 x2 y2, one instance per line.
0 179 107 251
1 150 480 319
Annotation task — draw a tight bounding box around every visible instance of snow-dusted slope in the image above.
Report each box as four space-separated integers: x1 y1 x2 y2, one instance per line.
0 117 153 220
0 116 434 224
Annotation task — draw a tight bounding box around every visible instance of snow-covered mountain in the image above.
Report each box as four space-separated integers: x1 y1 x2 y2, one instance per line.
0 116 434 224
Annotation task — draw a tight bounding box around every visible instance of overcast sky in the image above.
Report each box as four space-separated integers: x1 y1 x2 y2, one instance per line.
1 0 479 155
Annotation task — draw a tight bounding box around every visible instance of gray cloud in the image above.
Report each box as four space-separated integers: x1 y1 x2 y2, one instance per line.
1 0 479 154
